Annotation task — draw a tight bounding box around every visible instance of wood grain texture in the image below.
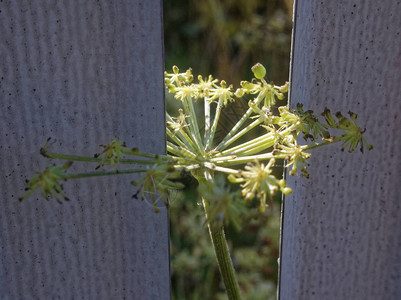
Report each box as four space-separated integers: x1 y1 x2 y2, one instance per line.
279 1 401 299
0 1 169 299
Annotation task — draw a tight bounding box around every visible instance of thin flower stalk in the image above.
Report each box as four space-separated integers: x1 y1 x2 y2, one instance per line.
182 96 204 153
166 142 198 160
41 150 154 166
166 113 201 155
205 96 224 150
219 118 263 150
166 128 198 155
220 132 276 156
204 97 211 141
215 106 255 151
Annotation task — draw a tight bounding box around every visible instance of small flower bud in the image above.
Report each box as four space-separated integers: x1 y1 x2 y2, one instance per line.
234 88 245 98
240 81 259 92
279 82 289 93
251 63 266 80
167 84 176 93
244 192 254 201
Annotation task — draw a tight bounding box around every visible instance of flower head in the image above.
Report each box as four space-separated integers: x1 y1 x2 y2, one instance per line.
277 143 311 177
164 66 193 86
228 159 291 212
322 109 373 152
94 139 127 169
20 162 72 203
195 75 218 98
296 104 330 140
167 109 190 132
208 80 234 106
240 80 262 94
174 85 199 101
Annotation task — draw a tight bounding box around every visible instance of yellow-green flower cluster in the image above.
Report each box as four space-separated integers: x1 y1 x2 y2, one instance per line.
20 162 72 203
164 63 371 213
165 66 234 105
95 139 127 169
322 109 373 152
234 75 288 109
228 159 292 212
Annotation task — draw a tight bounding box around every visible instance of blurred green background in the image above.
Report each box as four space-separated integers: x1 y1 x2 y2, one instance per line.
164 1 293 299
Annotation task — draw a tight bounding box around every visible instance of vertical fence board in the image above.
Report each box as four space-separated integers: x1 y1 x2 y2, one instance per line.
0 1 169 299
279 1 401 299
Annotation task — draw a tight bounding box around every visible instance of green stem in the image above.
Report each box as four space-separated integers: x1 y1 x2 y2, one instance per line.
65 168 146 179
41 150 154 165
202 163 239 175
200 98 241 299
166 127 193 151
215 95 264 152
167 142 198 159
204 97 211 141
121 148 172 161
213 152 285 166
202 198 242 300
199 172 242 300
304 140 334 150
182 96 204 152
205 98 223 150
221 132 275 156
215 107 253 151
240 138 276 156
166 113 201 154
218 118 262 150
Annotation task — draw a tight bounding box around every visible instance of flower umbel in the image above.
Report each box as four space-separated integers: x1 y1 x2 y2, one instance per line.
322 109 373 152
278 143 311 177
207 80 234 106
228 159 291 212
20 161 72 203
296 104 330 140
94 139 127 169
167 109 190 132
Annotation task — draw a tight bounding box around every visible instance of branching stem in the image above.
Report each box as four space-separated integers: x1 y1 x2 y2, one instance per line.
41 150 154 165
65 168 147 180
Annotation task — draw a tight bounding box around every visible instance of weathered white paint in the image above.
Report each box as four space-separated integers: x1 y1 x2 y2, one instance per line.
279 1 401 299
0 1 169 299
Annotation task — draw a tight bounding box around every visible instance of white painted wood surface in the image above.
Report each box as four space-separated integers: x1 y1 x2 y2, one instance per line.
279 1 401 299
0 1 169 299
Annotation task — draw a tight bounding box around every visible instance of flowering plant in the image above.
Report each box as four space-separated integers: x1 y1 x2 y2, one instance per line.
21 63 371 299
